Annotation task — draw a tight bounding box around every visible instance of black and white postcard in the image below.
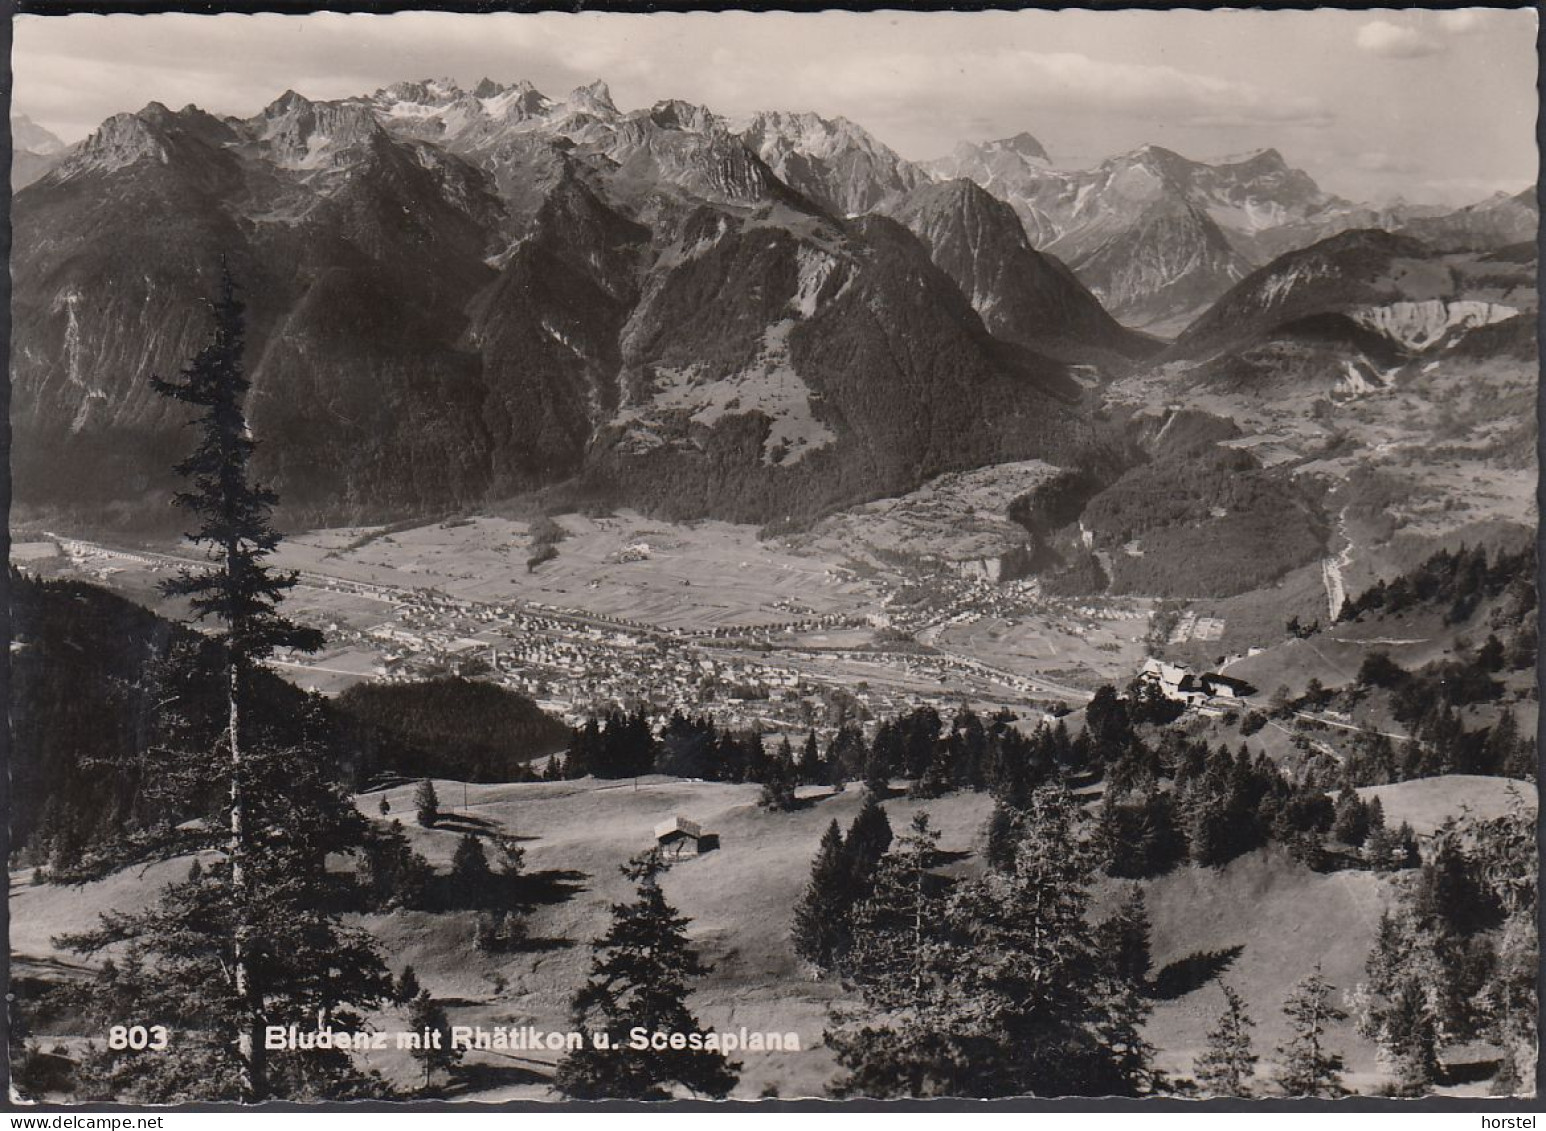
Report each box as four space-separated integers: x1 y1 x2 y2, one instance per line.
6 5 1539 1107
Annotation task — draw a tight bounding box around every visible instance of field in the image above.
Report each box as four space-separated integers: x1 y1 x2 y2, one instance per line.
13 771 1531 1099
788 460 1061 568
275 513 877 633
933 609 1150 692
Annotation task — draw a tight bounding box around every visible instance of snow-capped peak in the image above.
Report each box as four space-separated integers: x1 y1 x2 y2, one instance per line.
985 132 1051 164
649 99 721 134
566 80 617 115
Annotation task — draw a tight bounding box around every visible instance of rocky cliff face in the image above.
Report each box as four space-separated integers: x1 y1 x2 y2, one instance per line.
1171 229 1439 360
1399 189 1539 252
736 109 931 217
925 141 1363 331
12 79 1102 529
877 178 1156 364
1168 227 1537 400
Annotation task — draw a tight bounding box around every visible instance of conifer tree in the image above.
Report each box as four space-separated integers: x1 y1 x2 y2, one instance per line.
151 265 329 1098
1193 981 1258 1097
450 833 493 907
848 813 947 1003
414 779 439 827
1354 909 1441 1091
843 792 893 894
1332 783 1370 846
957 786 1156 1097
64 268 388 1102
1276 964 1347 1097
357 819 432 910
405 990 461 1092
758 745 798 811
798 730 823 786
791 820 853 973
862 745 892 795
555 852 739 1100
909 743 955 800
1095 884 1152 990
826 813 957 1096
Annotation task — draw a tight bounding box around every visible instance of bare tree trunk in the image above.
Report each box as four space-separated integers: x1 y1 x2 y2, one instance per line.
229 657 265 1101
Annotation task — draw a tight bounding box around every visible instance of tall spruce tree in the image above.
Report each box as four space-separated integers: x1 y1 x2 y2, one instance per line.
843 792 893 898
1095 884 1153 990
826 812 959 1096
1354 910 1441 1092
405 990 462 1092
555 851 739 1099
791 820 853 973
798 730 824 785
1276 964 1347 1097
59 268 391 1102
145 266 327 1099
1193 982 1258 1097
951 785 1156 1096
414 779 440 827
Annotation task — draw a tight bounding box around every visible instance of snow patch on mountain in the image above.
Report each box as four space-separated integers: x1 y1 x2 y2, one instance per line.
1336 358 1400 398
1257 259 1338 308
54 288 109 432
791 246 843 318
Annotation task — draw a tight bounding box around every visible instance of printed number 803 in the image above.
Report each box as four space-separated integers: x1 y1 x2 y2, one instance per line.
108 1025 170 1051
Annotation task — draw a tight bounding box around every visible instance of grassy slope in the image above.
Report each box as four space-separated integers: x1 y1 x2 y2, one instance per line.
1123 848 1393 1091
11 772 1532 1099
1355 775 1535 838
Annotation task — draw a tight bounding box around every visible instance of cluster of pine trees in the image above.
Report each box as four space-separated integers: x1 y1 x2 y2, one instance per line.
1352 795 1537 1094
1088 689 1420 878
796 786 1159 1097
332 677 568 783
1337 542 1536 629
553 703 1080 801
783 781 1394 1099
1332 650 1536 783
1191 966 1353 1098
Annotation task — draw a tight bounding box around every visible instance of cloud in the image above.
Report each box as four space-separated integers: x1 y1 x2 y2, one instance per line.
12 13 1335 156
1437 10 1487 34
1412 175 1533 207
709 46 1334 159
1355 19 1443 59
1353 150 1420 174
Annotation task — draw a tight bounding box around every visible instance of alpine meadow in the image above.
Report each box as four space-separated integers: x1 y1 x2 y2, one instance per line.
7 6 1539 1106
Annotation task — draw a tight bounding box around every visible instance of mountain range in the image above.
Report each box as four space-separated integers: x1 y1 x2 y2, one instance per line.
11 113 65 189
10 77 1536 528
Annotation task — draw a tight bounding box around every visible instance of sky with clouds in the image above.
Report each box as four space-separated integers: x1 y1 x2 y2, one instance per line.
12 7 1538 205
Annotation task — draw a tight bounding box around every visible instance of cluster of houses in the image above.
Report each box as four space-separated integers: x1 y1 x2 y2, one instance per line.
1138 657 1255 711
